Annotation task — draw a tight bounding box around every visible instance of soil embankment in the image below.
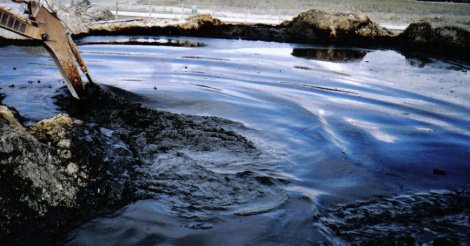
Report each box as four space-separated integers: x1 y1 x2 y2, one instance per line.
88 12 470 61
1 4 469 61
78 9 469 62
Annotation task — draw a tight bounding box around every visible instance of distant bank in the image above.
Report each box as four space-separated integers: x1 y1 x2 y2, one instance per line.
417 0 470 3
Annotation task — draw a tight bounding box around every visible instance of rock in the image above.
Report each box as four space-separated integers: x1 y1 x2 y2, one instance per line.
0 109 81 236
286 9 394 44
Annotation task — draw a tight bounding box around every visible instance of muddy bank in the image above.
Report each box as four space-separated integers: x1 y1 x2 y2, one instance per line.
79 12 394 46
0 2 468 61
75 11 469 62
0 85 286 244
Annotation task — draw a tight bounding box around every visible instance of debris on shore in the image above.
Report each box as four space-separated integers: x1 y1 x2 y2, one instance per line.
286 9 394 43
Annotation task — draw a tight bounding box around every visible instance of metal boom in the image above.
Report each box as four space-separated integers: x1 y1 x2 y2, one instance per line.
0 0 93 99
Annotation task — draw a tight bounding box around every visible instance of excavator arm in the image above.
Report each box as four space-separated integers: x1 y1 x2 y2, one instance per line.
0 0 93 99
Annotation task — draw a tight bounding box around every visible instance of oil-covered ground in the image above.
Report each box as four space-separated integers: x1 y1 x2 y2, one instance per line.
0 36 469 245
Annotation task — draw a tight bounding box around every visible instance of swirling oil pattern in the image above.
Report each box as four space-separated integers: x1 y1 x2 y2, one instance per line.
0 36 469 245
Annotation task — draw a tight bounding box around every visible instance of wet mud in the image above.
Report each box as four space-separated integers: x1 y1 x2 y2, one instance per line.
56 85 287 218
319 190 470 245
0 91 138 245
0 84 287 245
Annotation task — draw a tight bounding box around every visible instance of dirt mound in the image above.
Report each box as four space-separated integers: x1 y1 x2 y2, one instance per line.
399 21 470 61
286 9 394 43
179 14 223 30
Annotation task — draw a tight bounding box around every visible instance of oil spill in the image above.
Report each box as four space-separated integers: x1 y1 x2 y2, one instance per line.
319 190 470 244
55 84 288 220
1 36 469 245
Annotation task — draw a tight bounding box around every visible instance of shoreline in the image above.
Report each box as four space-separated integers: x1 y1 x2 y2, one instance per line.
1 7 469 63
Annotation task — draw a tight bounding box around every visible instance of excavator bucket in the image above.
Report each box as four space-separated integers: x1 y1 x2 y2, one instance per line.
0 1 92 99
